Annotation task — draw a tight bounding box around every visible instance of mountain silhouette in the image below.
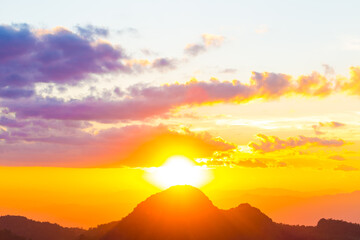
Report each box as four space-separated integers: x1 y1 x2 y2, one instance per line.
2 185 360 240
0 215 85 240
98 185 360 240
101 185 279 240
0 229 26 240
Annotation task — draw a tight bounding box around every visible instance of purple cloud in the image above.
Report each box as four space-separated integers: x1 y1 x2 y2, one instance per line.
0 24 129 81
184 44 206 56
2 71 336 122
75 24 109 39
0 24 132 99
151 58 177 71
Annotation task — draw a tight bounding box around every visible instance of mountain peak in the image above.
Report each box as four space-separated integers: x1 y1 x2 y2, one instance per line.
130 185 215 217
102 185 276 240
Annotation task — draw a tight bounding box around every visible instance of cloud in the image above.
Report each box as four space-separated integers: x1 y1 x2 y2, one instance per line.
340 66 360 95
151 58 177 72
0 123 236 167
75 24 109 39
220 68 237 74
0 24 183 100
4 67 360 122
124 57 177 72
117 27 139 37
0 71 344 121
184 34 224 56
198 159 268 168
0 24 130 98
249 134 345 153
334 164 358 171
202 34 224 47
141 48 158 56
199 158 267 168
322 64 335 76
312 121 346 135
184 44 206 56
329 155 345 161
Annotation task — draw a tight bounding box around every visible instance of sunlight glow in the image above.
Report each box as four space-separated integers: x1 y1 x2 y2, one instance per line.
146 156 211 189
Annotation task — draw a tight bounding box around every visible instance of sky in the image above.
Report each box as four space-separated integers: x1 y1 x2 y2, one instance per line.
1 0 360 228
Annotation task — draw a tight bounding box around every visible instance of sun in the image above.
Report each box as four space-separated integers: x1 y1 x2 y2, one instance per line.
146 156 211 189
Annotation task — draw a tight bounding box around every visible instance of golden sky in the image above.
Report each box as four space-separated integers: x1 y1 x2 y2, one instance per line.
1 0 360 229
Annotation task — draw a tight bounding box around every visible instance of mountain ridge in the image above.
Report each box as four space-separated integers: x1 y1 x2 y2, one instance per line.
2 185 360 240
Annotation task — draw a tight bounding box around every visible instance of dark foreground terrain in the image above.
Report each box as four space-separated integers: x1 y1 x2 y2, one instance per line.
1 185 360 240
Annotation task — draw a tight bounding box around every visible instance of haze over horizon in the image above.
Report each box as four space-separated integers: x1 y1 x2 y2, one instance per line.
1 0 360 230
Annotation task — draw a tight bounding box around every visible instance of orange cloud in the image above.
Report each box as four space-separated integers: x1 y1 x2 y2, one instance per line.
202 34 224 47
295 72 334 97
339 66 360 95
329 155 345 161
198 158 268 168
249 134 345 153
334 164 358 171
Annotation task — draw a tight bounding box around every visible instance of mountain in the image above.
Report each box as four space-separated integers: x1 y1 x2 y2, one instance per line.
0 229 26 240
0 215 85 240
101 185 280 240
2 185 360 240
220 188 360 225
98 185 360 240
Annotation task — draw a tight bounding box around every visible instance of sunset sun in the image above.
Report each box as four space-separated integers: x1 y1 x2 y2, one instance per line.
147 156 210 189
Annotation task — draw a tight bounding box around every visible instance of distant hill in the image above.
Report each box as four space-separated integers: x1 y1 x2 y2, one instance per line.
78 221 120 240
224 189 360 225
0 215 85 240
